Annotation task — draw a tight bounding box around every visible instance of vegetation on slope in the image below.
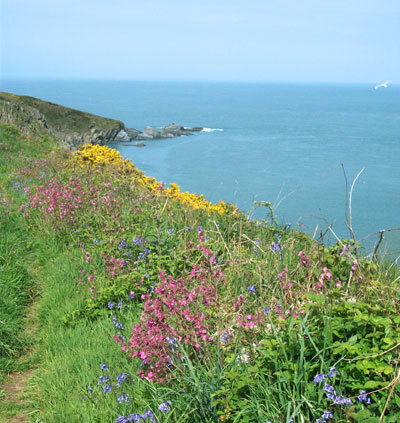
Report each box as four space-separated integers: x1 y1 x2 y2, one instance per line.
0 93 124 147
0 124 399 423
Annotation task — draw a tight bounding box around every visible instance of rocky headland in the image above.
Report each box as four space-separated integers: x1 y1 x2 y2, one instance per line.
0 92 203 149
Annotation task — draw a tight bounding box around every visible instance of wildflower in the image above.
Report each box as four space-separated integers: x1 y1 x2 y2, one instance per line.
100 363 108 370
220 332 229 343
108 302 114 309
97 374 110 385
88 385 93 395
103 384 113 394
168 228 175 235
158 401 172 413
324 383 335 393
128 291 135 299
116 392 129 404
277 267 288 281
316 419 327 423
298 251 311 267
358 390 371 404
271 243 281 254
321 411 333 419
112 316 124 330
247 284 256 295
117 301 124 309
133 237 142 245
264 306 271 315
313 373 326 383
328 367 337 378
115 417 130 423
129 415 143 422
142 410 156 421
116 372 130 386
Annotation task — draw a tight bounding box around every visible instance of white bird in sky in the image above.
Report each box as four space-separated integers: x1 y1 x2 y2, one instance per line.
374 81 391 90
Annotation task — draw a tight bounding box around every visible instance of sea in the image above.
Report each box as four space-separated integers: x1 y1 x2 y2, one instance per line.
1 79 399 258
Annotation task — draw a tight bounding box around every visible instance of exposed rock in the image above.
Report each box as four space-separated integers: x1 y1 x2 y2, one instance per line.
136 126 173 140
162 123 187 136
135 142 146 147
185 126 203 132
126 128 141 140
135 123 203 141
114 129 130 142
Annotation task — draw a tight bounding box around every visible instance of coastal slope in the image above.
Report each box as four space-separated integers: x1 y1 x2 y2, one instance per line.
0 92 125 149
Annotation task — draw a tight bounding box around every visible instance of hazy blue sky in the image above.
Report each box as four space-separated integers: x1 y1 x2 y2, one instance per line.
1 0 399 83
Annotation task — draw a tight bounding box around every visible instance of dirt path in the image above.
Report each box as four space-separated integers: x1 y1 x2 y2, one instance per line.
0 369 36 423
0 302 40 423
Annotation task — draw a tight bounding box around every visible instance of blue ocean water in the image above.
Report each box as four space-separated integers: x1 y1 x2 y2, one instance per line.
1 79 399 257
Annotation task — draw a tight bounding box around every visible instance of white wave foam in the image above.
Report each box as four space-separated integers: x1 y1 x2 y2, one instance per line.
201 128 224 132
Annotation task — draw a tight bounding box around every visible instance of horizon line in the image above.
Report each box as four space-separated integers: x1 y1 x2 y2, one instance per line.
1 76 397 86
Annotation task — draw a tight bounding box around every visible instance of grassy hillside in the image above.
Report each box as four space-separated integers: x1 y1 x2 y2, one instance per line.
0 93 124 147
0 124 399 423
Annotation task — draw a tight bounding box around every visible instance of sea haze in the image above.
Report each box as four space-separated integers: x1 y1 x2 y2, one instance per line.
2 79 399 257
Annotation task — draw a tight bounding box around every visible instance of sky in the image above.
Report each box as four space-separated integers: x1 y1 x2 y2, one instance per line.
0 0 399 83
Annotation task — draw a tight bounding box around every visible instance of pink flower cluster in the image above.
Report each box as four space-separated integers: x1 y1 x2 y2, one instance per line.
127 258 226 381
27 176 120 227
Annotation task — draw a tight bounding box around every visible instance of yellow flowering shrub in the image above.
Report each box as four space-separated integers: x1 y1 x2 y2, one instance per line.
73 144 236 215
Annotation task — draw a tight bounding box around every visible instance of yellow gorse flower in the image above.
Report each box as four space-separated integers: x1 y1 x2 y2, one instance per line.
74 144 237 215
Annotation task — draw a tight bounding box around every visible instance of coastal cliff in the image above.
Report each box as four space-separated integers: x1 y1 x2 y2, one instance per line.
0 92 125 149
0 92 204 149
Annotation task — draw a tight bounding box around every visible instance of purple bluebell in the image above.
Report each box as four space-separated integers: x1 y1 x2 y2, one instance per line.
327 367 337 378
158 401 172 413
103 384 113 394
116 392 129 404
100 363 108 370
112 316 124 330
116 372 130 386
322 411 333 419
220 332 229 343
358 390 371 404
115 416 130 423
142 410 156 422
324 383 335 393
108 302 114 309
264 306 271 315
313 373 326 383
247 284 256 295
97 374 110 385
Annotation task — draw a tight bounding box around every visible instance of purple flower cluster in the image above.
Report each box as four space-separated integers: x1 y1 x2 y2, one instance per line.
313 366 357 421
115 403 171 423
